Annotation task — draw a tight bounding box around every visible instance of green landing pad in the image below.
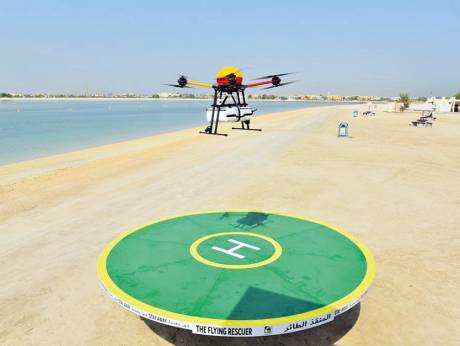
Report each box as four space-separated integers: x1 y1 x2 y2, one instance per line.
98 211 375 337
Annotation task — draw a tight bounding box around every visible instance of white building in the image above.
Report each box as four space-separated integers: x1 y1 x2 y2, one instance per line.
408 103 435 112
158 92 179 98
426 97 455 112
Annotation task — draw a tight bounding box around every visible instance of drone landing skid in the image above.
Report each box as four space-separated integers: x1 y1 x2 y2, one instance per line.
232 120 262 132
199 128 228 136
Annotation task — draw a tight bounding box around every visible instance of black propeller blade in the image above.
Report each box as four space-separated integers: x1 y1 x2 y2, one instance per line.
226 73 237 86
164 74 191 88
252 72 296 80
163 84 193 88
262 80 299 90
224 66 248 77
225 68 244 86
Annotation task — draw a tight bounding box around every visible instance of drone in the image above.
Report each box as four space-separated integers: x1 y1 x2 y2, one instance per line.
165 66 297 136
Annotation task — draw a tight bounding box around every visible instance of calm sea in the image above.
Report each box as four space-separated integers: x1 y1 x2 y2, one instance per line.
0 100 352 165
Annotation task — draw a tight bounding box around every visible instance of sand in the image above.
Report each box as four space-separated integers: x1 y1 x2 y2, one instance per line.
1 105 459 345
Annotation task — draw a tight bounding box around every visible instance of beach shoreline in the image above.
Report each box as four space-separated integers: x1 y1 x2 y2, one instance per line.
0 103 354 167
0 96 368 103
1 105 458 345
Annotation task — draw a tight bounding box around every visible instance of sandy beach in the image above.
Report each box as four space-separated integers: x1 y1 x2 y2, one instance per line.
1 105 459 345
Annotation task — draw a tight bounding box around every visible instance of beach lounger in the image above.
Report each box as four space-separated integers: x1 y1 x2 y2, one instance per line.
422 113 436 121
411 120 432 127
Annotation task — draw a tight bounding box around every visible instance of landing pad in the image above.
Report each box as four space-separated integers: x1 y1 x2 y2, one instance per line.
98 211 375 337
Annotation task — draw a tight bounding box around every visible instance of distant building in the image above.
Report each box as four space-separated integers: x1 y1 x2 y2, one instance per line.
426 97 455 112
408 103 435 112
158 92 179 98
387 102 403 112
326 95 344 101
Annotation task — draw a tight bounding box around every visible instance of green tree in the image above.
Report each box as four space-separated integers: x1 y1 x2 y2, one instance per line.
454 92 460 100
399 93 410 111
0 92 12 98
151 94 160 98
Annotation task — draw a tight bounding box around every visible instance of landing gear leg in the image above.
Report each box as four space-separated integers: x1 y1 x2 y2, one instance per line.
232 120 262 131
200 89 227 136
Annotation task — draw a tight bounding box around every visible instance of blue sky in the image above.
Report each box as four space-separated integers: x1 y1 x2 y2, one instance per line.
0 0 458 97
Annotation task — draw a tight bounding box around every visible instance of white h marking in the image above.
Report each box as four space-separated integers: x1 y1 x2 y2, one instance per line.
212 239 260 259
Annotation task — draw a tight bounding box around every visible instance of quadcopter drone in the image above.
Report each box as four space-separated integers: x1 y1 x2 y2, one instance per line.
165 66 297 136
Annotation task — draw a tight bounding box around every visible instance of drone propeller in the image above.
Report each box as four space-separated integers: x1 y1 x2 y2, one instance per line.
164 74 191 88
225 67 245 85
163 84 193 88
262 80 299 90
252 72 296 80
225 67 245 77
177 74 191 80
226 73 238 86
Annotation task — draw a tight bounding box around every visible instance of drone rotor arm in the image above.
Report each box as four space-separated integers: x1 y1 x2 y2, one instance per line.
187 81 213 88
246 80 273 88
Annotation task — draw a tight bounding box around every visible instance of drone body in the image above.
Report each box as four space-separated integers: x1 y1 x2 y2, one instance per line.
165 67 297 136
216 66 243 87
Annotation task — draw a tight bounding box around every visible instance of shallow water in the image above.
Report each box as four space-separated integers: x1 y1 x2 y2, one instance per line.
0 100 354 164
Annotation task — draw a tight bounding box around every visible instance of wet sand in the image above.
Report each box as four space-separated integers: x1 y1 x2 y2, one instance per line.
1 106 459 345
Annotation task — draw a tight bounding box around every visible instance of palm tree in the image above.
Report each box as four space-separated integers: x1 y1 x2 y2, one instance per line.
399 93 410 111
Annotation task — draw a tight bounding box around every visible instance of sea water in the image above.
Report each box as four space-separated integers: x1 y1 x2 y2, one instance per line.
0 100 350 164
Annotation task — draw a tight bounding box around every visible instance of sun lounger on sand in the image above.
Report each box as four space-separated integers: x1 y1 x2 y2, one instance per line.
420 112 437 121
411 120 432 127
